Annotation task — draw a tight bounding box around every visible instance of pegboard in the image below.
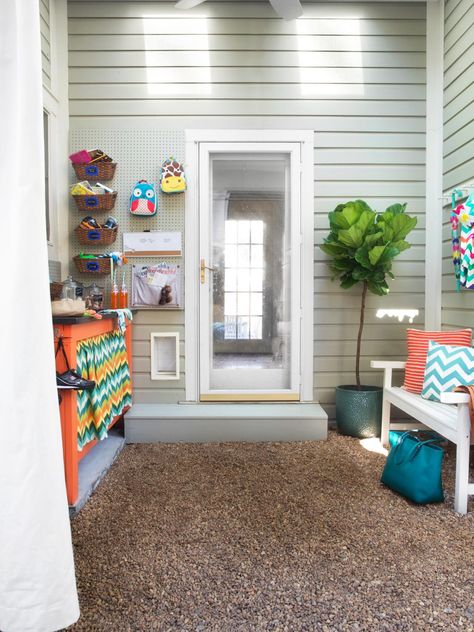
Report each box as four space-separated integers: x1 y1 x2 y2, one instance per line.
69 129 185 307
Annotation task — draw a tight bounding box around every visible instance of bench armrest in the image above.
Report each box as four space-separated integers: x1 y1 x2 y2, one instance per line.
371 361 406 369
440 392 471 405
371 360 406 389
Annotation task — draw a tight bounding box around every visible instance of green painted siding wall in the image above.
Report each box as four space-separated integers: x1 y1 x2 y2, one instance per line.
68 1 427 415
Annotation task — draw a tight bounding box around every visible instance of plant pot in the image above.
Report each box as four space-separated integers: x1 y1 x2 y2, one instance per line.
335 385 383 438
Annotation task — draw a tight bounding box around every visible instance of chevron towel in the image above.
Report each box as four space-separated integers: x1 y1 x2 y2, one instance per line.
76 330 132 450
422 341 474 402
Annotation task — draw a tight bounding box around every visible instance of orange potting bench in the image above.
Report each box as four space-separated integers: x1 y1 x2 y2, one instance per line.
53 316 132 505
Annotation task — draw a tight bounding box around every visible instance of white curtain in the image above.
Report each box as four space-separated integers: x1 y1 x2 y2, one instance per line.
0 0 80 630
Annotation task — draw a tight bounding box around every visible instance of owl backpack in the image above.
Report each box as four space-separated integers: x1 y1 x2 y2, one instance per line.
130 180 157 216
160 158 186 194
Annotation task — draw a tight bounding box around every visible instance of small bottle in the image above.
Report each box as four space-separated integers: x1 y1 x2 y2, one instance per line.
110 274 119 309
119 272 128 309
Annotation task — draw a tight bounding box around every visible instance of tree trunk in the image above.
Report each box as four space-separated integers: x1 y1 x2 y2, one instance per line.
356 281 368 388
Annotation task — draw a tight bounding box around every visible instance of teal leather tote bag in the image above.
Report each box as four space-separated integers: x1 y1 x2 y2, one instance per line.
381 431 444 504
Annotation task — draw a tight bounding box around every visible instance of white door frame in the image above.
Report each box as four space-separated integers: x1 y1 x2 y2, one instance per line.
184 129 314 402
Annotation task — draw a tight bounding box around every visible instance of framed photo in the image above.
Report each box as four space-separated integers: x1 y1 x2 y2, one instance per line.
131 263 181 309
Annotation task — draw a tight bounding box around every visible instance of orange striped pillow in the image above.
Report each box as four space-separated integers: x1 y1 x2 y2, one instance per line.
404 329 472 393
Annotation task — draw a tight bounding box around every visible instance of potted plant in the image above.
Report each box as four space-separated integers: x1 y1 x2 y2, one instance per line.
320 200 418 438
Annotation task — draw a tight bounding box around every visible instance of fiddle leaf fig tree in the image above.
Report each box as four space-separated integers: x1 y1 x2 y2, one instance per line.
320 200 417 388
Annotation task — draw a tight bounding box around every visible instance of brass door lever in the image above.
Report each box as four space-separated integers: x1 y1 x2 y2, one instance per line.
200 258 216 283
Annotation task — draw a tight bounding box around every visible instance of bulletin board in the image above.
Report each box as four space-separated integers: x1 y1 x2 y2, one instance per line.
69 129 185 308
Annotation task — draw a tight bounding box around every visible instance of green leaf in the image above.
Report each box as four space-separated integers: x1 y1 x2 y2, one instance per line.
391 240 411 252
352 266 371 280
355 247 372 269
353 199 373 214
368 245 386 266
340 204 363 227
378 246 400 264
364 231 383 247
338 225 364 248
367 280 389 296
391 214 418 241
328 211 351 229
355 210 376 234
340 276 359 289
329 259 353 272
380 223 394 242
320 242 347 257
385 202 407 215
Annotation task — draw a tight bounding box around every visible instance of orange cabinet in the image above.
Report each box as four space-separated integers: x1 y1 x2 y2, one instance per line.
54 316 132 505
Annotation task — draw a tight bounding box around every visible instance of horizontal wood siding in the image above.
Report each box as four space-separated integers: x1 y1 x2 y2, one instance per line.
40 0 51 89
442 0 474 331
68 1 426 413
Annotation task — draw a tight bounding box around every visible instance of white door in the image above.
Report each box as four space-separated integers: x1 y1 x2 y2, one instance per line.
199 142 302 401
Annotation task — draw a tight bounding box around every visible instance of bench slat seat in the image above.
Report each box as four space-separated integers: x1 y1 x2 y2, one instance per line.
385 386 458 444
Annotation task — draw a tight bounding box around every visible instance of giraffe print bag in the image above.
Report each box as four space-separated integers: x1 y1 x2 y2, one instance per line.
160 158 186 194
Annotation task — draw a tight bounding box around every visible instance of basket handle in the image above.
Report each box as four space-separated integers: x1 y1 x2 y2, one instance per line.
86 261 99 272
87 230 101 241
85 196 99 207
85 165 99 176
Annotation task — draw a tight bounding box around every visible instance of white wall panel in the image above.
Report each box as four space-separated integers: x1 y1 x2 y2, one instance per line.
40 0 51 88
442 0 474 330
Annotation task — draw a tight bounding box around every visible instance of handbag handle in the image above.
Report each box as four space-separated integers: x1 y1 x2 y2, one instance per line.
393 432 442 466
55 336 70 371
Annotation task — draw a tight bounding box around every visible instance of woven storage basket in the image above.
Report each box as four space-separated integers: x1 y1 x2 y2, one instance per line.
72 191 117 212
72 162 117 181
74 256 111 275
50 281 63 301
75 225 118 246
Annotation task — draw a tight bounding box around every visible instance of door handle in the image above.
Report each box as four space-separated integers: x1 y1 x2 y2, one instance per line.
200 258 216 284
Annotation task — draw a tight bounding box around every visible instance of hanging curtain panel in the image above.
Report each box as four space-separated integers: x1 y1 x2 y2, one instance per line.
76 330 132 450
0 0 79 630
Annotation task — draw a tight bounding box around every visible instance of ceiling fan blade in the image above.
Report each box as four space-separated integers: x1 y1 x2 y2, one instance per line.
175 0 207 9
269 0 303 20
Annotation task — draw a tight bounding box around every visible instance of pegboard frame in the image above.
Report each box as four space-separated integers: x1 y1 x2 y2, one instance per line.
69 129 185 308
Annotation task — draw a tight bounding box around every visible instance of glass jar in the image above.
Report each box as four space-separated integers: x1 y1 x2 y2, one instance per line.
84 283 104 310
61 275 83 300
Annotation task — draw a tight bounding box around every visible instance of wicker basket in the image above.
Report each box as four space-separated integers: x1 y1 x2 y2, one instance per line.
74 256 111 275
72 162 117 181
72 191 117 212
75 225 118 246
50 281 63 301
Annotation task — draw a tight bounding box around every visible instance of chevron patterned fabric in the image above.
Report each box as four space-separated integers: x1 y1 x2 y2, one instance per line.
422 341 474 402
76 330 132 450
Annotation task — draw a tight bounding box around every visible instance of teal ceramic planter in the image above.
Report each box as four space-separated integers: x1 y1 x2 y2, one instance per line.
335 385 383 438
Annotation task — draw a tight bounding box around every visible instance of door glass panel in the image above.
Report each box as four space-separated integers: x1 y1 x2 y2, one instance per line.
210 153 292 389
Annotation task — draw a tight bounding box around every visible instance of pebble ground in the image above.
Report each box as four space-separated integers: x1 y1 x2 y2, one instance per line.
69 433 474 632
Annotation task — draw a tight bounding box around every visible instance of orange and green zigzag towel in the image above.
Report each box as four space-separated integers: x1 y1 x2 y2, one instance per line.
76 330 132 450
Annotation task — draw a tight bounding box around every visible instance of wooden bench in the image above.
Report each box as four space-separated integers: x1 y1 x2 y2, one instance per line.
371 360 473 514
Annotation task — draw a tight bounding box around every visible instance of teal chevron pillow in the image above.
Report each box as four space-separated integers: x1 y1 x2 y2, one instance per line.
422 341 474 401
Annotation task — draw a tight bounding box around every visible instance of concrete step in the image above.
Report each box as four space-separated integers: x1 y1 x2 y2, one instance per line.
125 403 328 443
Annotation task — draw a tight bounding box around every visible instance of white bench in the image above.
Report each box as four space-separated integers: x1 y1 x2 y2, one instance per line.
371 360 473 514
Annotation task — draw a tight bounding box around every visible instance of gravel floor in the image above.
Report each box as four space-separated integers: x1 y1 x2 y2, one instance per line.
69 433 474 632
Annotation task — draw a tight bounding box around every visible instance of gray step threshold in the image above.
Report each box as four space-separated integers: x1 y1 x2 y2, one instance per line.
125 403 328 443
